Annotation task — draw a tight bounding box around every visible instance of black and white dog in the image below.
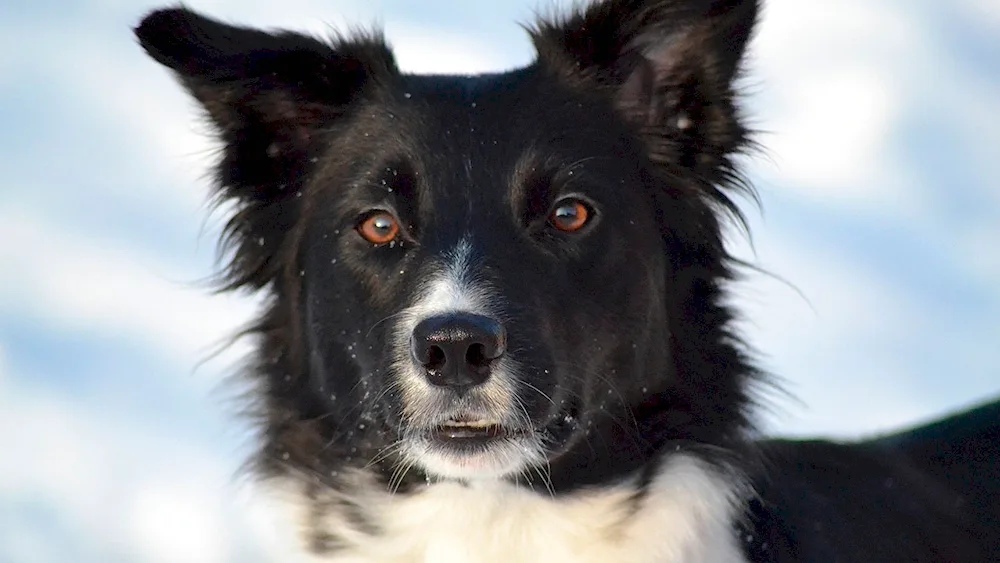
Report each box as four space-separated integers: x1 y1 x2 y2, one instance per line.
135 1 1000 561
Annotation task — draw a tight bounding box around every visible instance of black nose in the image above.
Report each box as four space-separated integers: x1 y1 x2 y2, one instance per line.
410 312 507 389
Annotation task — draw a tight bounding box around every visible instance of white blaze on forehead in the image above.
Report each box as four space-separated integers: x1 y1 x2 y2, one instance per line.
412 238 487 316
392 236 497 376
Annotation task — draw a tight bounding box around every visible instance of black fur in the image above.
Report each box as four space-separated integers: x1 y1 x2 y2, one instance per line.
741 401 1000 561
135 1 1000 561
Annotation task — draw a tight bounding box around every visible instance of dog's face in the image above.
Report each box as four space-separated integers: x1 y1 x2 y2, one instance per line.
299 75 673 480
137 0 760 490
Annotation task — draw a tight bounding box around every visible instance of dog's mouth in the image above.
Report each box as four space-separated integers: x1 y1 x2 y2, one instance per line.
436 420 502 439
433 417 527 444
403 400 580 480
429 399 579 445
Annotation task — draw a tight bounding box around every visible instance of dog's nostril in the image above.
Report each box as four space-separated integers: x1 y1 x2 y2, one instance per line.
466 343 487 369
410 312 507 389
426 345 446 371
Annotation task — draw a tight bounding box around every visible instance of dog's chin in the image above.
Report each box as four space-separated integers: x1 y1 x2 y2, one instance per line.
395 385 582 481
402 426 546 481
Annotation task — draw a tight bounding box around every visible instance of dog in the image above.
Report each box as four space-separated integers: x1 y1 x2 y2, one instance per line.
134 1 1000 561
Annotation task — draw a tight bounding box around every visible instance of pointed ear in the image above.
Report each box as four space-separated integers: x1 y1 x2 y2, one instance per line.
135 8 396 198
532 0 758 172
135 8 397 290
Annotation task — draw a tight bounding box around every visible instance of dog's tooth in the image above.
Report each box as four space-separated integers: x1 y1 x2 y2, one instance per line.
444 420 494 428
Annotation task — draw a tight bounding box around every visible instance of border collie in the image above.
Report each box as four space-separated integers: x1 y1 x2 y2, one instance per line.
134 1 1000 561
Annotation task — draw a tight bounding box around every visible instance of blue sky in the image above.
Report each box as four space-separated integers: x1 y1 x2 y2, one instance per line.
1 0 998 561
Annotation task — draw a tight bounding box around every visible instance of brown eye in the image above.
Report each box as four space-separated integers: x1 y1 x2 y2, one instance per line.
549 200 591 233
357 212 400 244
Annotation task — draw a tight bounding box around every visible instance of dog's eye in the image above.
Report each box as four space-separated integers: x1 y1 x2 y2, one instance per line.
549 200 591 233
357 212 400 244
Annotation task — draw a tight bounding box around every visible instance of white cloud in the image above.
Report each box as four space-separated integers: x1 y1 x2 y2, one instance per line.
746 0 923 206
960 0 1000 31
0 208 257 372
730 229 931 436
952 221 1000 289
0 370 287 563
731 209 1000 438
0 520 64 563
386 22 522 73
732 0 1000 438
0 388 115 547
127 481 233 563
749 0 1000 219
917 55 1000 210
0 22 218 218
756 65 898 199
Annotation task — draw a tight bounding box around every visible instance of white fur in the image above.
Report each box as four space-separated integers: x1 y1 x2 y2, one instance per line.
401 430 546 481
404 238 486 318
269 454 750 563
389 238 538 480
392 237 500 400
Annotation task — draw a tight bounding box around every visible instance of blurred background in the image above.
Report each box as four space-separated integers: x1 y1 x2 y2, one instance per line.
1 0 998 561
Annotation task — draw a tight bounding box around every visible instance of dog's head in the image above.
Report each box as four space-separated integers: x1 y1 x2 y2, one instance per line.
136 0 761 491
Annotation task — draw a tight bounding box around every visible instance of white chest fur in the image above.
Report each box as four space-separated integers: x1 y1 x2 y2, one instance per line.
271 455 749 563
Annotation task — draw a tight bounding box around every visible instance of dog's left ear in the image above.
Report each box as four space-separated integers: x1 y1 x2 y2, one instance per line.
532 0 759 171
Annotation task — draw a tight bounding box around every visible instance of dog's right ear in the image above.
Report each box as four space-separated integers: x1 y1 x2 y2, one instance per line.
136 8 396 290
135 8 396 199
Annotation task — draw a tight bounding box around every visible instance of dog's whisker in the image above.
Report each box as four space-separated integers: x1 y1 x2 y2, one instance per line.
521 380 557 408
365 311 408 339
534 463 555 498
365 440 403 469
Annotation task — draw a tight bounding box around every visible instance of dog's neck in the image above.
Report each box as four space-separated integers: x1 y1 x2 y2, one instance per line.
267 454 750 563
